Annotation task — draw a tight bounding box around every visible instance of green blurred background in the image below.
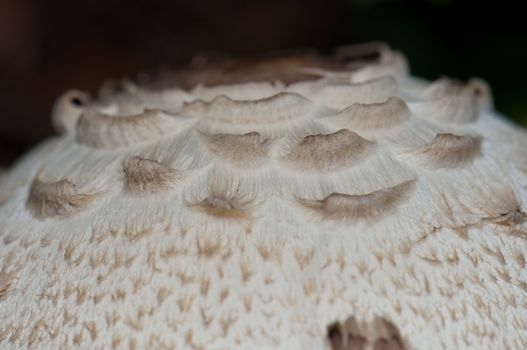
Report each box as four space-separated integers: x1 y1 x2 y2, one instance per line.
0 0 525 167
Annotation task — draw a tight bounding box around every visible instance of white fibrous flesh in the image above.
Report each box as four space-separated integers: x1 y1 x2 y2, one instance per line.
0 43 526 350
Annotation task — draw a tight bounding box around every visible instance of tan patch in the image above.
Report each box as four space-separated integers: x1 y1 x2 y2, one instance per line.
293 247 315 270
27 178 98 219
282 129 374 172
240 260 253 282
219 288 230 303
28 319 45 347
336 97 410 130
202 131 272 167
200 308 213 328
411 133 482 169
112 333 123 350
192 196 249 220
156 287 172 306
196 235 224 258
328 316 405 350
105 311 121 329
123 156 181 195
129 338 137 350
298 180 415 221
255 241 284 263
0 270 16 301
220 315 238 336
513 250 526 268
176 294 195 313
200 277 210 297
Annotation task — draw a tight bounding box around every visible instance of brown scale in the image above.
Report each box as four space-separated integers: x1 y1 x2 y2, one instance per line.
327 316 406 350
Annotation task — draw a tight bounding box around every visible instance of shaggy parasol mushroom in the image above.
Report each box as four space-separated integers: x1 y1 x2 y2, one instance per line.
0 43 526 349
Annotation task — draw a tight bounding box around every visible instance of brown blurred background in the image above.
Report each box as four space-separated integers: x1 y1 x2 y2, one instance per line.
1 0 526 167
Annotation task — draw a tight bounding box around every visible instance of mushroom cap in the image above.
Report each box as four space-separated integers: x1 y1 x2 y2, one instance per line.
1 43 527 350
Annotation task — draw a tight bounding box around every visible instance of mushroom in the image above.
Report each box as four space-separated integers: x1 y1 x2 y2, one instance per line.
1 43 527 350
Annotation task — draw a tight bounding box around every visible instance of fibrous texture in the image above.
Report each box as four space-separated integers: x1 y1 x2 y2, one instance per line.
1 43 527 350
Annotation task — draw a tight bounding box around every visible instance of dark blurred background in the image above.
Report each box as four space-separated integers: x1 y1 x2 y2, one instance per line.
1 0 526 167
